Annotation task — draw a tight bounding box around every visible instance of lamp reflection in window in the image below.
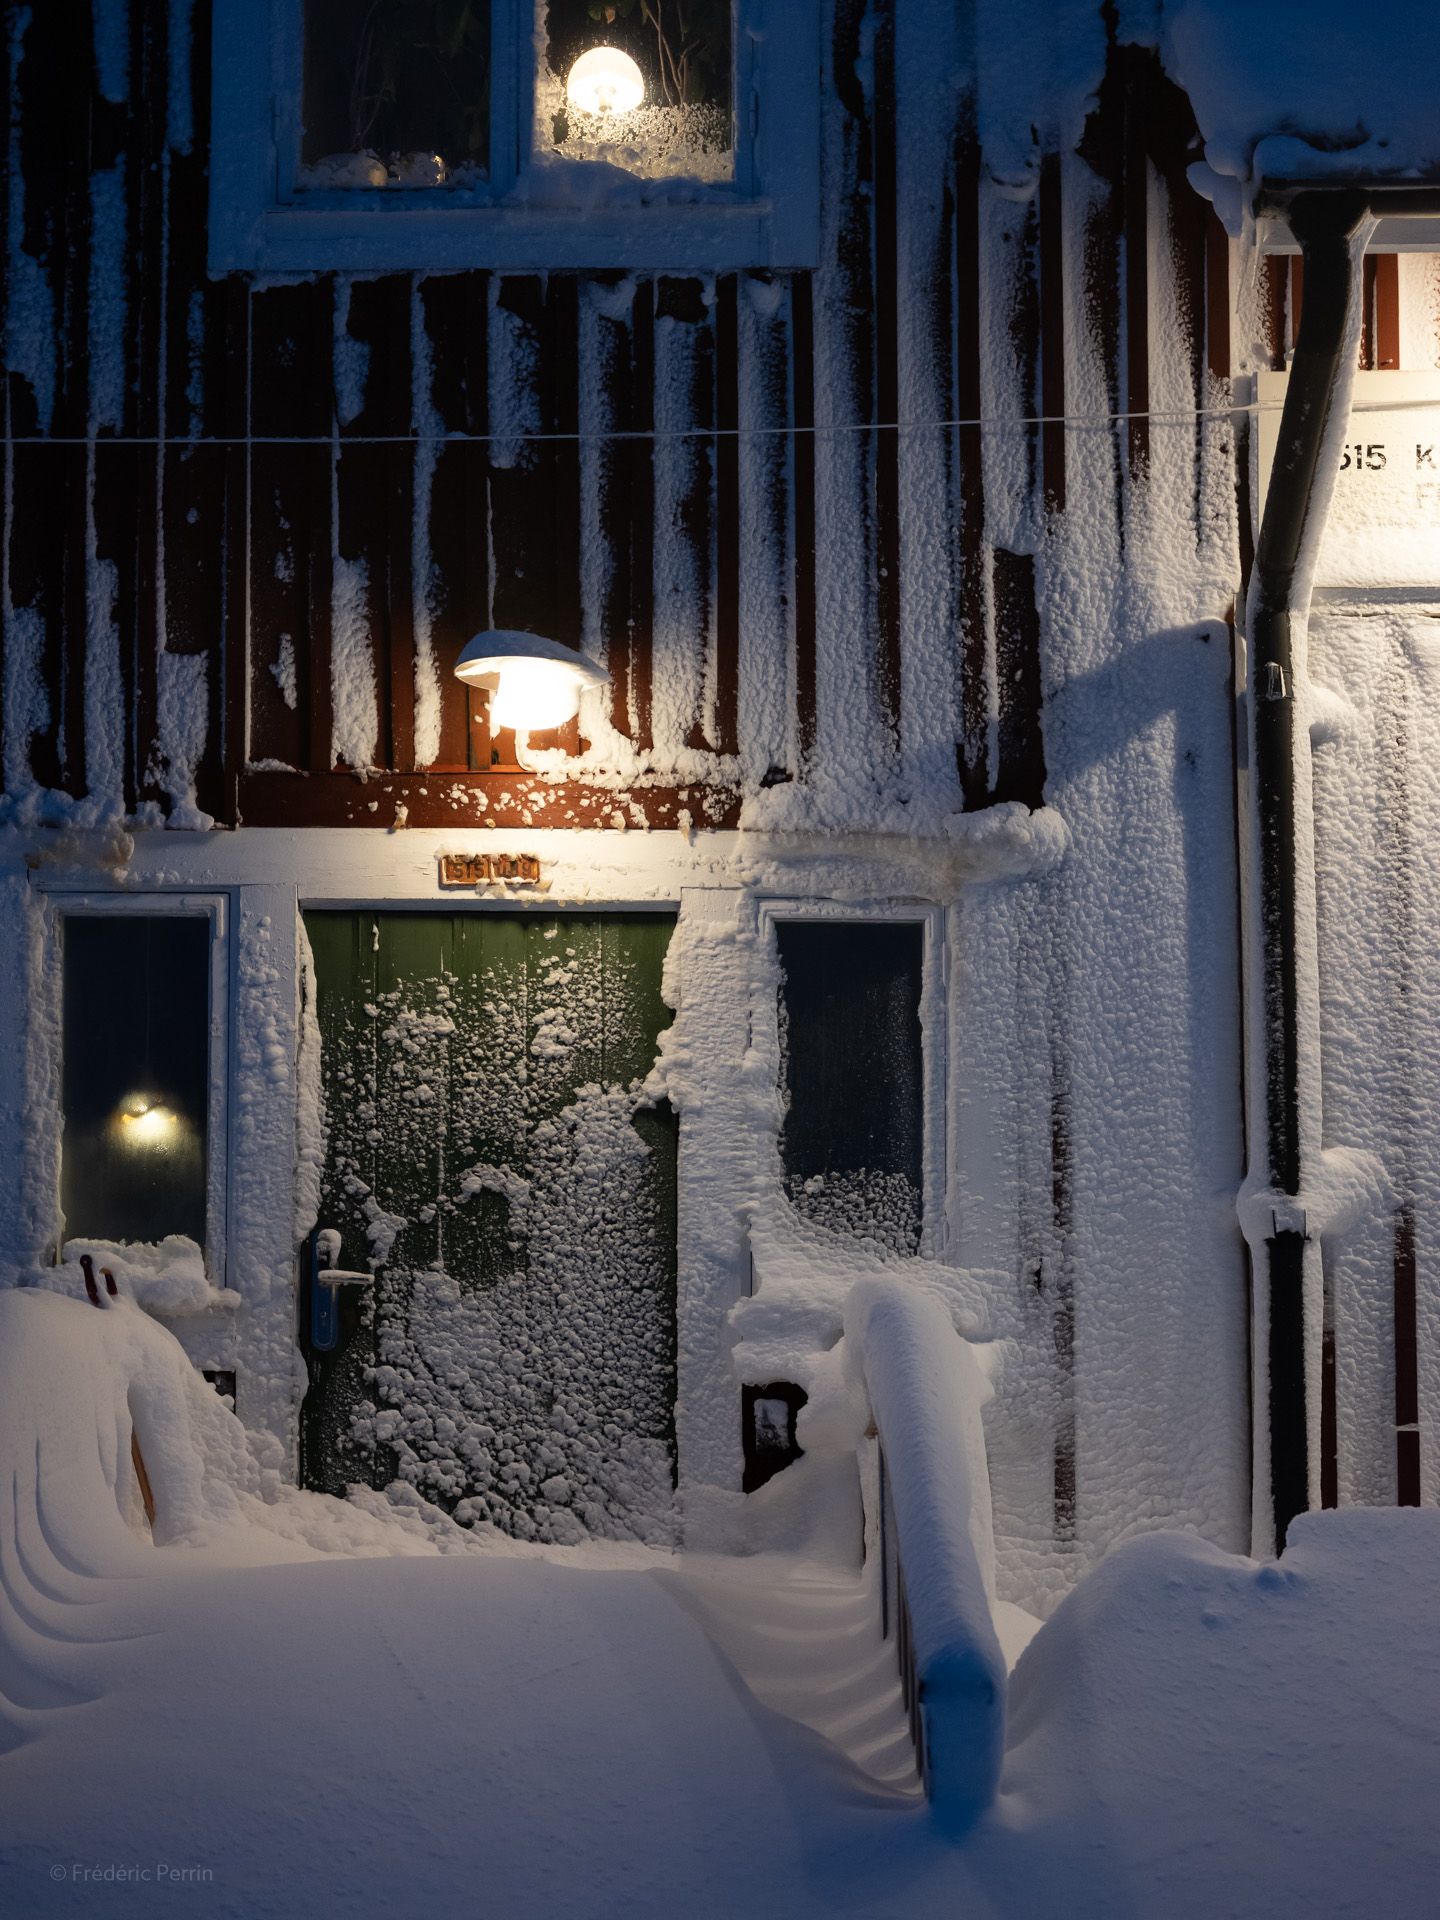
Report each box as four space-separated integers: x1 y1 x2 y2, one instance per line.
113 1092 183 1149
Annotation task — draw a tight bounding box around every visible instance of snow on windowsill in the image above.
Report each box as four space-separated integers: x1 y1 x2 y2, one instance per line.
14 1236 241 1319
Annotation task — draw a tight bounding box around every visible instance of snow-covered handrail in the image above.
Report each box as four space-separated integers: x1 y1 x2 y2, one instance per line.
844 1276 1006 1835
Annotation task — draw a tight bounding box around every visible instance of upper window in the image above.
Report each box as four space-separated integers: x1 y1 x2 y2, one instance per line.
209 0 819 273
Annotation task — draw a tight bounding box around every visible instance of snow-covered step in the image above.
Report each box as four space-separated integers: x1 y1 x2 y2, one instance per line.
668 1557 922 1799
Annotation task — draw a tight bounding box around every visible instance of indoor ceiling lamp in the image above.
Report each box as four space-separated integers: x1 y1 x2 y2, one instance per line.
566 45 645 116
453 630 611 735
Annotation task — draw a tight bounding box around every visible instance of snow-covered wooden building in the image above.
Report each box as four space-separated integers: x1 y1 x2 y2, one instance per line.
4 0 1440 1616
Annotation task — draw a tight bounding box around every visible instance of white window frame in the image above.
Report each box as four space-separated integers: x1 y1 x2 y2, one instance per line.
209 0 821 273
756 901 949 1259
46 893 231 1287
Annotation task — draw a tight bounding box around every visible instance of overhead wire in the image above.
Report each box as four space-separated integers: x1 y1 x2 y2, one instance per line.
6 393 1440 452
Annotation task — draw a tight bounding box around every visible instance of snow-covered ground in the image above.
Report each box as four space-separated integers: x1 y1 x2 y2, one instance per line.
5 1286 1440 1917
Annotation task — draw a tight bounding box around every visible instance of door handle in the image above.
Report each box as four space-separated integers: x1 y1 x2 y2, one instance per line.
307 1227 371 1352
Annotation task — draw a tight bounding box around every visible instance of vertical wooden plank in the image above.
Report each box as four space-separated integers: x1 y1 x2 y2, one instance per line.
581 275 636 747
870 0 901 737
535 272 583 759
154 0 233 822
527 915 605 1121
299 910 380 1494
1147 63 1211 537
653 274 715 759
713 274 740 759
1049 1035 1077 1547
629 278 657 754
3 3 67 799
1374 253 1400 370
1122 56 1149 481
991 548 1047 809
545 273 583 650
446 912 528 1285
487 275 550 637
334 276 410 773
54 0 92 799
374 913 449 1273
735 272 795 788
1205 209 1231 382
4 0 62 443
219 278 251 821
1039 154 1066 516
1359 254 1377 369
1076 39 1125 533
790 272 817 766
599 915 676 1087
417 272 490 772
1256 255 1288 372
488 273 553 768
248 282 333 775
4 433 67 796
1321 1310 1338 1508
127 0 165 818
1396 1208 1421 1504
955 130 990 809
817 0 892 773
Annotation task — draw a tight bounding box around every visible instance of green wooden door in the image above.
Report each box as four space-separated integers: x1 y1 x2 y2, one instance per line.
300 911 678 1546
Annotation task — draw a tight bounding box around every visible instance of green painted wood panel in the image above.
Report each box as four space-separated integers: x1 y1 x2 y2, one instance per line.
300 911 678 1545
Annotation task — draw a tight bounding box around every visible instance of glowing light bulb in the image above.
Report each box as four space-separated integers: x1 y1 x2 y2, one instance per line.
566 46 645 116
115 1092 179 1148
452 632 610 742
488 659 588 733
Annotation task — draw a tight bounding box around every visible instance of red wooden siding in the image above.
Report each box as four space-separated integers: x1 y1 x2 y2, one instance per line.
1 0 1233 835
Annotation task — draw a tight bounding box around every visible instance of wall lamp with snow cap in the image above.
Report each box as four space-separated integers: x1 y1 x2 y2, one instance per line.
453 630 610 737
566 45 645 116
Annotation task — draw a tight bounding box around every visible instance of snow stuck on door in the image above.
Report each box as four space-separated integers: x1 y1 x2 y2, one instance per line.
302 912 678 1547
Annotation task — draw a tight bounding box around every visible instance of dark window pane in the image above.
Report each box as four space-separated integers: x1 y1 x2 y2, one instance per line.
778 921 924 1255
542 0 732 182
61 917 210 1248
299 0 491 187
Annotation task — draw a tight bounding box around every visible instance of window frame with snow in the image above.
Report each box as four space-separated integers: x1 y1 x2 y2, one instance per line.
47 894 231 1288
758 902 948 1261
208 0 821 274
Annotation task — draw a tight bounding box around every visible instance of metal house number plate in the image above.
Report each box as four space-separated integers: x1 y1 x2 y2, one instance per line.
438 852 542 888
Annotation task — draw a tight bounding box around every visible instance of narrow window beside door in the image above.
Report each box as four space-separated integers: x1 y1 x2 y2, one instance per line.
61 916 211 1247
776 919 925 1256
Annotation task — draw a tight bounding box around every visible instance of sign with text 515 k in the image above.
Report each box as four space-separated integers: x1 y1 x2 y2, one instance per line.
1257 370 1440 590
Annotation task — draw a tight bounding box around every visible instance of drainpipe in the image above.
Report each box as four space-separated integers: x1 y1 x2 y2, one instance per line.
1241 189 1372 1555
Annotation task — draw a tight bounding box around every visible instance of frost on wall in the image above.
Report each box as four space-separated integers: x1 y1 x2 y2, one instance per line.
303 913 677 1546
148 650 212 830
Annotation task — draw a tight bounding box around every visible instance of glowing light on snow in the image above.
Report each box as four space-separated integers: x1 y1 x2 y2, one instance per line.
453 630 610 737
114 1093 180 1148
566 46 645 116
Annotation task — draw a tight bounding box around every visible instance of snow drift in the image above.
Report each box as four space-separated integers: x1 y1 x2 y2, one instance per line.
6 1283 1440 1916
